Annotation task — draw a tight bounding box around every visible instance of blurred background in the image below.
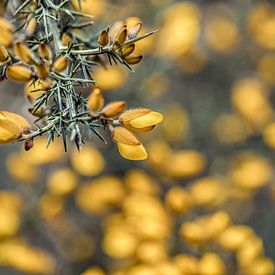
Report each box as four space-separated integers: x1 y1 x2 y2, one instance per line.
1 0 275 274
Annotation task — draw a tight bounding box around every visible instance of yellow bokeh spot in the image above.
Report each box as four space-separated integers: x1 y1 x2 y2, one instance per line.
76 176 125 214
248 3 275 49
205 17 239 53
157 2 201 59
71 145 105 176
72 0 106 19
6 153 39 183
47 168 78 196
164 150 206 179
22 137 64 165
93 66 126 91
230 152 272 189
189 177 222 207
231 78 273 130
198 252 226 275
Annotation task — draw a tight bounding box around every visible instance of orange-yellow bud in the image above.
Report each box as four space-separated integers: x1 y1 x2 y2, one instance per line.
0 29 12 47
102 101 127 117
119 108 163 132
0 44 8 62
0 111 30 143
87 88 104 112
35 62 49 79
98 30 109 47
6 65 33 82
112 127 147 160
38 43 52 61
124 54 143 65
14 42 35 65
52 56 68 72
120 44 135 57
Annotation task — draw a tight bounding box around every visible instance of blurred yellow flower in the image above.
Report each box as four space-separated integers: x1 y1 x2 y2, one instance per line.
262 121 275 148
103 226 138 259
157 2 201 58
257 54 275 85
124 169 159 196
218 225 254 251
248 3 275 49
189 177 222 207
165 186 193 214
242 257 274 275
71 145 105 176
236 235 264 267
136 241 167 264
76 176 125 214
39 193 65 220
230 152 272 189
82 266 105 275
72 0 106 19
164 150 206 179
198 252 226 275
205 17 239 53
231 78 273 130
161 104 190 142
22 137 64 165
6 153 39 183
174 254 198 275
213 113 252 145
47 168 78 196
0 239 56 274
93 66 126 91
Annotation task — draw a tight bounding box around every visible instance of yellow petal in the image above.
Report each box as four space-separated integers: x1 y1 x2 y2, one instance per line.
130 111 163 128
117 142 148 160
112 127 140 145
0 111 30 132
0 119 21 143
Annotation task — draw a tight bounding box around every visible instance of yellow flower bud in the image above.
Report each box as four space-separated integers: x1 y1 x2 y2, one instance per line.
25 17 37 36
102 101 127 117
127 21 143 39
24 79 52 103
124 54 143 65
114 26 127 46
98 30 109 47
119 44 135 57
0 111 30 143
6 65 33 82
87 88 104 112
52 56 68 72
14 42 35 65
112 127 147 160
119 108 163 132
198 253 226 275
0 17 13 32
34 62 49 79
61 32 72 46
0 44 8 62
0 29 12 47
38 43 52 61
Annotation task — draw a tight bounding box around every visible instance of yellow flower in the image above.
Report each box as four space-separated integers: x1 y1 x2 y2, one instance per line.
102 101 127 117
112 127 147 160
119 108 163 132
198 253 226 275
6 65 33 82
81 266 105 275
174 254 198 275
242 257 274 275
0 111 30 144
70 145 105 176
87 88 105 113
47 168 78 196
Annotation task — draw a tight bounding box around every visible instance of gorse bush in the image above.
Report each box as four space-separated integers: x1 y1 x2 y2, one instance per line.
0 0 162 160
